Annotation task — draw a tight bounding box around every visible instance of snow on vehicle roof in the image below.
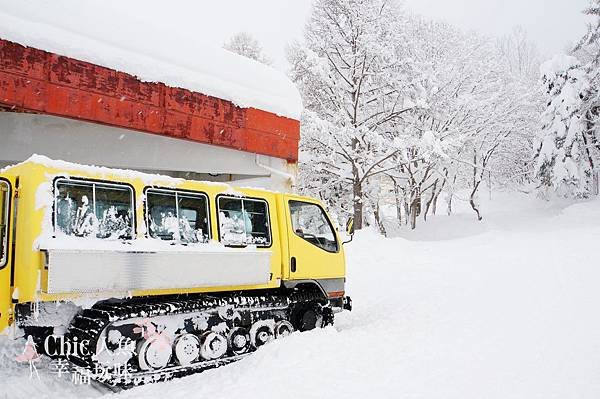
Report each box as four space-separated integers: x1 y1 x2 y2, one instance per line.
0 1 302 119
2 154 263 196
2 154 184 186
2 154 238 188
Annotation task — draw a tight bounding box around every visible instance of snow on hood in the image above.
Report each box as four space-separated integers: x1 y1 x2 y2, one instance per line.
0 1 303 119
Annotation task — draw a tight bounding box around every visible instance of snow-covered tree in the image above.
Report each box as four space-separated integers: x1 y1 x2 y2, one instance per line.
387 19 540 225
224 32 272 65
534 55 593 197
574 0 600 191
288 0 422 230
497 26 541 80
291 1 543 231
460 29 541 218
575 0 600 68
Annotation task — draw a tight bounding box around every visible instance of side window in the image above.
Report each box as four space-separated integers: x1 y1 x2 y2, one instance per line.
55 179 134 240
289 200 338 253
146 189 210 244
217 197 271 247
0 181 9 267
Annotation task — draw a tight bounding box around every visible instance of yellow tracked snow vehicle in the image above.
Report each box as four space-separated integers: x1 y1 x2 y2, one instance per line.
0 156 352 386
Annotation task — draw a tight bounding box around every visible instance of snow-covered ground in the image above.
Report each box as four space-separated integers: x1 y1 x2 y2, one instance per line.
2 193 600 398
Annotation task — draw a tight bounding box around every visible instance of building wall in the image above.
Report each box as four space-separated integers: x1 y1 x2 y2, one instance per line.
0 112 296 191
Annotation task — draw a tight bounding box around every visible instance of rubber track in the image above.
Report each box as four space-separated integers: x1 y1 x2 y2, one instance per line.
65 290 329 387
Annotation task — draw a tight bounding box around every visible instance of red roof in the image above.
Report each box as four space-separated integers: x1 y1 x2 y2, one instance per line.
0 38 299 161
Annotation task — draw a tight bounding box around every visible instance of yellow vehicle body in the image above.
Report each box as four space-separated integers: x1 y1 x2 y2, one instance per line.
0 157 347 333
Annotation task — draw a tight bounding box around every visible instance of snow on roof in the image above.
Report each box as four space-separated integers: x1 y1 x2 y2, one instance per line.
0 1 302 119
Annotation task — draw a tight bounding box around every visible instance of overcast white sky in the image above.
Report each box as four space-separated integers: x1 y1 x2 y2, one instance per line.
404 0 591 57
146 0 592 70
5 0 592 71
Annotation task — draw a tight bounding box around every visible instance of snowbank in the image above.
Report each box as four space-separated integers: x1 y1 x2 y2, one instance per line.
3 196 600 398
0 1 302 119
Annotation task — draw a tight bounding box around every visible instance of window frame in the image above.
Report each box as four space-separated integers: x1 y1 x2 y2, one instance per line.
143 187 212 243
288 200 340 254
0 178 11 269
216 194 272 248
53 177 136 239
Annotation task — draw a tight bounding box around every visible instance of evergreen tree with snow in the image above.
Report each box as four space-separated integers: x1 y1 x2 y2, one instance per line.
574 0 600 191
535 55 593 197
575 0 600 67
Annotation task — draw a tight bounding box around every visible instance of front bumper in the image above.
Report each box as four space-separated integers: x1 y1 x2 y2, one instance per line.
342 296 352 311
329 295 352 312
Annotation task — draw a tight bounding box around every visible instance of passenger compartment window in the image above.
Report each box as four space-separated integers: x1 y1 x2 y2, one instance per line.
217 196 271 247
289 200 338 253
146 189 210 243
0 181 9 266
55 179 134 239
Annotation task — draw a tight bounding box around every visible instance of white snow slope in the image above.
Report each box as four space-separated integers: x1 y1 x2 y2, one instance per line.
2 193 600 398
0 1 302 119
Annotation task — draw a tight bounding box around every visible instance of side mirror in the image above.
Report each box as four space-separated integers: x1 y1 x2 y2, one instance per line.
343 217 354 244
345 217 355 236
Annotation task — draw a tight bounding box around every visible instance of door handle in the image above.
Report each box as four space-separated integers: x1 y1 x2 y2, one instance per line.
291 256 297 273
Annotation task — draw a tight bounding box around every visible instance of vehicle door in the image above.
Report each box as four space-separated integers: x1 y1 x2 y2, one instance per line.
284 195 345 281
0 175 15 330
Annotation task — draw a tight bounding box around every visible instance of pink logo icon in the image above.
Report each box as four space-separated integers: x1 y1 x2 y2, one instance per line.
15 335 41 380
133 318 171 350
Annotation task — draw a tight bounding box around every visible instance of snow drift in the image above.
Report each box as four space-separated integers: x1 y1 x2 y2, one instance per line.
2 194 600 398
